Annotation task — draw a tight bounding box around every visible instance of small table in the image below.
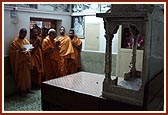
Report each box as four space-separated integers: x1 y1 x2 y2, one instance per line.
41 72 142 111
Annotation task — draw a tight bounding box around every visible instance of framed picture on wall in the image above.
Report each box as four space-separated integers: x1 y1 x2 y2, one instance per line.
5 4 38 9
38 4 70 12
82 4 100 13
100 4 111 13
71 16 84 39
72 4 83 13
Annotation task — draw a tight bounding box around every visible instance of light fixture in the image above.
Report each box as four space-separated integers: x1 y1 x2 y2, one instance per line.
11 7 18 24
10 7 17 18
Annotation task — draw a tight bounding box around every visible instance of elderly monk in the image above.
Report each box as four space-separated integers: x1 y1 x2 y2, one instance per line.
30 28 44 88
57 26 75 76
9 28 32 97
69 29 82 73
42 29 61 80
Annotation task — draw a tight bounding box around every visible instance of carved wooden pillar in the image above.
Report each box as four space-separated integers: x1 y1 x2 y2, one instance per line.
103 17 119 89
104 18 113 82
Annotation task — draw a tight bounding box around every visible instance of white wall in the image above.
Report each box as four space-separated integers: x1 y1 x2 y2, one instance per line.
4 6 119 56
84 15 118 54
4 7 71 56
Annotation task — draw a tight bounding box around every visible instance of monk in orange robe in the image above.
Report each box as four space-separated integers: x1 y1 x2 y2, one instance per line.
42 29 61 80
57 26 75 76
69 29 82 73
9 28 32 96
30 28 44 88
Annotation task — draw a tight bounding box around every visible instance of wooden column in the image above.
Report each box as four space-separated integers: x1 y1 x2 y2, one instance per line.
103 18 112 83
103 17 119 89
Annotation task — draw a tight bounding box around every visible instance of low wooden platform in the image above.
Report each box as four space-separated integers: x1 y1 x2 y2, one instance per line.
41 72 142 111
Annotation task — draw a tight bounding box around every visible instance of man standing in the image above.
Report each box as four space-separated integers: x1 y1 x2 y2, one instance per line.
9 28 32 96
57 26 75 76
42 29 61 80
69 29 82 73
30 28 44 88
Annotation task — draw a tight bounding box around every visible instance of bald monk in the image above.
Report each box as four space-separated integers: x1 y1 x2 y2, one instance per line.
42 29 61 80
69 29 82 73
9 28 32 97
30 28 44 88
57 26 75 76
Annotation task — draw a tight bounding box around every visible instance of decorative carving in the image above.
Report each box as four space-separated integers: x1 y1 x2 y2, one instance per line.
103 18 119 85
124 24 141 80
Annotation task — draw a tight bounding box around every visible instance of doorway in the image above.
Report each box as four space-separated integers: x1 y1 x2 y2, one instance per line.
85 23 100 51
30 17 62 38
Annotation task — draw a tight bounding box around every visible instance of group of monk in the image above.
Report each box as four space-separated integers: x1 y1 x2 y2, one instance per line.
9 25 82 97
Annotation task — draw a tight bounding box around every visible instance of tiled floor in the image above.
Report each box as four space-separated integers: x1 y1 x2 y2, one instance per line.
4 89 41 111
